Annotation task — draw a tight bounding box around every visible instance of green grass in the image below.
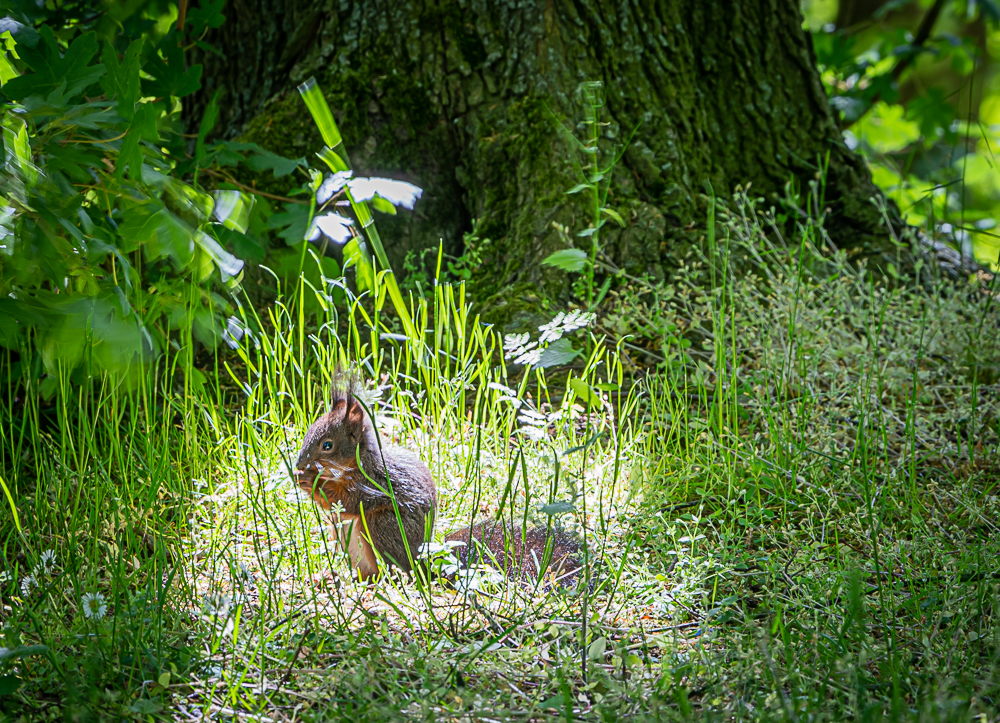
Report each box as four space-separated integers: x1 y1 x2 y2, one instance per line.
1 196 998 721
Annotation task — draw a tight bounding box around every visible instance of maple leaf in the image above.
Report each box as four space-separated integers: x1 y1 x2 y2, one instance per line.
99 39 143 121
2 26 103 102
141 34 202 100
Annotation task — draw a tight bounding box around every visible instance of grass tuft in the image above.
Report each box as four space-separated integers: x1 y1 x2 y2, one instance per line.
1 193 997 721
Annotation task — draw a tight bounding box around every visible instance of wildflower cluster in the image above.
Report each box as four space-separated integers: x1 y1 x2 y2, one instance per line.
503 309 595 368
18 549 58 597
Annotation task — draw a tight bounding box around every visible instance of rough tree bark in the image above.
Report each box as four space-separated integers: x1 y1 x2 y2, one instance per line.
190 0 907 325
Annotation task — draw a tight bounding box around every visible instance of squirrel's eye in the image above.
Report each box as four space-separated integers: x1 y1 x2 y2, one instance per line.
321 441 333 451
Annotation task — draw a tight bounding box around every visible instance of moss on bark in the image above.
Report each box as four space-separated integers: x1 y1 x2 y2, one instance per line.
191 0 898 328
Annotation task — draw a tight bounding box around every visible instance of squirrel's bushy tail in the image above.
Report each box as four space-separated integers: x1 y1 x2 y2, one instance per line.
444 522 584 588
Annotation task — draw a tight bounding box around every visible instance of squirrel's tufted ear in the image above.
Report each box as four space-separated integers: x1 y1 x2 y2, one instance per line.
346 395 365 428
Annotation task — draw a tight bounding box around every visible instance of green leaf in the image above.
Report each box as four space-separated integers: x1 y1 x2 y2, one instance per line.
187 367 208 394
569 377 601 406
187 0 226 34
0 674 21 695
576 227 598 238
77 297 149 374
222 226 266 263
245 149 305 178
117 102 158 180
163 177 214 222
99 39 142 121
858 101 919 154
371 195 397 215
0 645 47 664
343 237 374 290
196 90 221 165
542 248 587 272
565 182 592 195
129 698 162 715
2 113 36 185
539 501 576 516
37 376 60 400
212 145 244 166
594 275 613 307
0 299 44 349
812 30 857 71
601 207 626 227
905 87 955 140
588 636 608 661
266 202 311 245
194 230 244 281
212 190 254 233
298 77 342 148
539 694 566 710
142 34 202 99
0 51 18 86
2 26 103 101
538 337 581 368
0 471 20 534
194 39 226 59
119 202 193 265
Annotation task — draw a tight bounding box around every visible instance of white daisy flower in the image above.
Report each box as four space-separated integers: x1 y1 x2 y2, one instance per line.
82 592 108 620
347 177 422 209
20 575 35 595
38 549 57 576
306 212 353 244
0 570 11 584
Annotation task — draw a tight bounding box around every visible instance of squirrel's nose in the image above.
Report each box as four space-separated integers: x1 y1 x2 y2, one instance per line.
294 461 321 482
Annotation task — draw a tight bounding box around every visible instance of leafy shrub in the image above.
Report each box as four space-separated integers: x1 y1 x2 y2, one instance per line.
0 8 261 393
0 5 424 398
803 0 1000 266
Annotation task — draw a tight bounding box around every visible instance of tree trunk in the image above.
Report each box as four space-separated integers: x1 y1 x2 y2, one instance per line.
190 0 904 325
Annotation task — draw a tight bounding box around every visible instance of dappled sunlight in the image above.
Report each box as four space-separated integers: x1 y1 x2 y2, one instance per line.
3 2 1000 718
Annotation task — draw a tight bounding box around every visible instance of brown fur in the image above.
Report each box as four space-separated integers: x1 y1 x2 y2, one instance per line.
295 375 436 579
296 373 582 585
445 521 583 587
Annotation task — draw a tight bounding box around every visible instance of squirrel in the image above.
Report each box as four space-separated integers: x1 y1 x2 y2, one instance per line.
443 521 582 586
294 376 581 585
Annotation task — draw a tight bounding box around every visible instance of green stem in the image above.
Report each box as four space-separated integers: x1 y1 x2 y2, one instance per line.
299 79 419 345
586 99 599 308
